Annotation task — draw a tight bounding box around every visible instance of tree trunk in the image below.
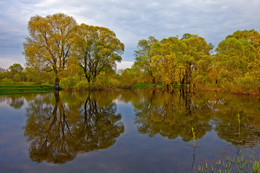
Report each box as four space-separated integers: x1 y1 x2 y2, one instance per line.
152 77 156 90
170 82 174 93
54 91 60 104
187 84 190 93
157 85 160 92
162 82 167 92
86 75 91 83
54 77 60 90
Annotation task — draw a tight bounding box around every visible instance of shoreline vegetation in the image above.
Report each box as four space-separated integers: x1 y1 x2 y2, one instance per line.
0 85 55 95
0 13 259 95
0 83 259 96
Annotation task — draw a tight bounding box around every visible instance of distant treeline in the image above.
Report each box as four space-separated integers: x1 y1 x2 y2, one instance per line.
0 13 259 94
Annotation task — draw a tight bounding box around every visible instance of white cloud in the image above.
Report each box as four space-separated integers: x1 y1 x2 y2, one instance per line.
0 57 25 69
0 0 260 68
116 61 134 70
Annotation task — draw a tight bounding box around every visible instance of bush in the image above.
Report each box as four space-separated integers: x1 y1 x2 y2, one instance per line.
75 80 89 90
60 76 80 89
237 76 259 93
0 78 15 85
94 72 121 89
95 72 107 89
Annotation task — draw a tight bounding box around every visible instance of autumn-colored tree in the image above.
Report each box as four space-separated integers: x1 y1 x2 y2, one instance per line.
73 24 124 82
150 37 181 91
180 34 213 89
23 13 77 89
120 68 139 88
215 30 259 92
133 36 158 87
226 30 260 57
148 34 212 91
24 67 54 84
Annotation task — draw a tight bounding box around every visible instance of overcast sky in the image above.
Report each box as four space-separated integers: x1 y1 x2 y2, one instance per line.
0 0 260 69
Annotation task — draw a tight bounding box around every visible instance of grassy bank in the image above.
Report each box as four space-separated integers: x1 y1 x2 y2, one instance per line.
0 85 56 95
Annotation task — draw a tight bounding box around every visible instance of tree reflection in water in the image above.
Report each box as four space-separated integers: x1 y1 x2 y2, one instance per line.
127 89 260 147
1 89 258 166
133 89 212 142
24 91 124 164
0 95 25 109
128 89 260 170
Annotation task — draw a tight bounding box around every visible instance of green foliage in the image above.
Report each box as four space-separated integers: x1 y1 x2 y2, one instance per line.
60 76 80 89
119 68 139 88
0 78 15 85
24 13 77 89
131 30 259 94
0 85 55 95
75 79 89 90
2 14 259 94
196 155 260 173
253 160 260 173
95 71 109 89
22 13 124 88
24 67 54 85
132 83 164 89
94 71 121 89
133 36 158 84
73 24 124 83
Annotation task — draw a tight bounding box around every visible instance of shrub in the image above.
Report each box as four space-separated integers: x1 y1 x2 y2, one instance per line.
0 78 15 85
75 80 89 90
60 76 80 89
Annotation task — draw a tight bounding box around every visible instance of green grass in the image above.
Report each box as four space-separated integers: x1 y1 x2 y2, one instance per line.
0 85 56 95
254 160 260 173
195 154 260 173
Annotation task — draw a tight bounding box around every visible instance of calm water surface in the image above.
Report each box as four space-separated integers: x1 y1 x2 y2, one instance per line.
0 90 259 173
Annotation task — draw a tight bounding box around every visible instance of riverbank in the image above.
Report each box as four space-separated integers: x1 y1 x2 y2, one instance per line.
0 85 56 95
0 84 259 96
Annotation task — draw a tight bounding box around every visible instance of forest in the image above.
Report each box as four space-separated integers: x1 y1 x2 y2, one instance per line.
0 13 259 94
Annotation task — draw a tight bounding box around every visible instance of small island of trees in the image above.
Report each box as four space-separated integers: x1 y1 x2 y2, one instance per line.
0 13 259 95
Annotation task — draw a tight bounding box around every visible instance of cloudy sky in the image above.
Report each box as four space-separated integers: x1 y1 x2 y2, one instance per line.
0 0 260 69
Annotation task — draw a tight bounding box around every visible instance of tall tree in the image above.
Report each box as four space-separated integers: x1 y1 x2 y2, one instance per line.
181 34 213 87
73 24 124 82
149 34 212 91
133 36 158 86
150 37 181 91
23 13 77 89
215 30 259 90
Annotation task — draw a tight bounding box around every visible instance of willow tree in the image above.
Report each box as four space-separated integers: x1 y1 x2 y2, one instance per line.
180 34 213 90
73 24 124 82
215 30 259 91
23 13 77 89
150 37 181 91
133 36 158 86
149 34 212 91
